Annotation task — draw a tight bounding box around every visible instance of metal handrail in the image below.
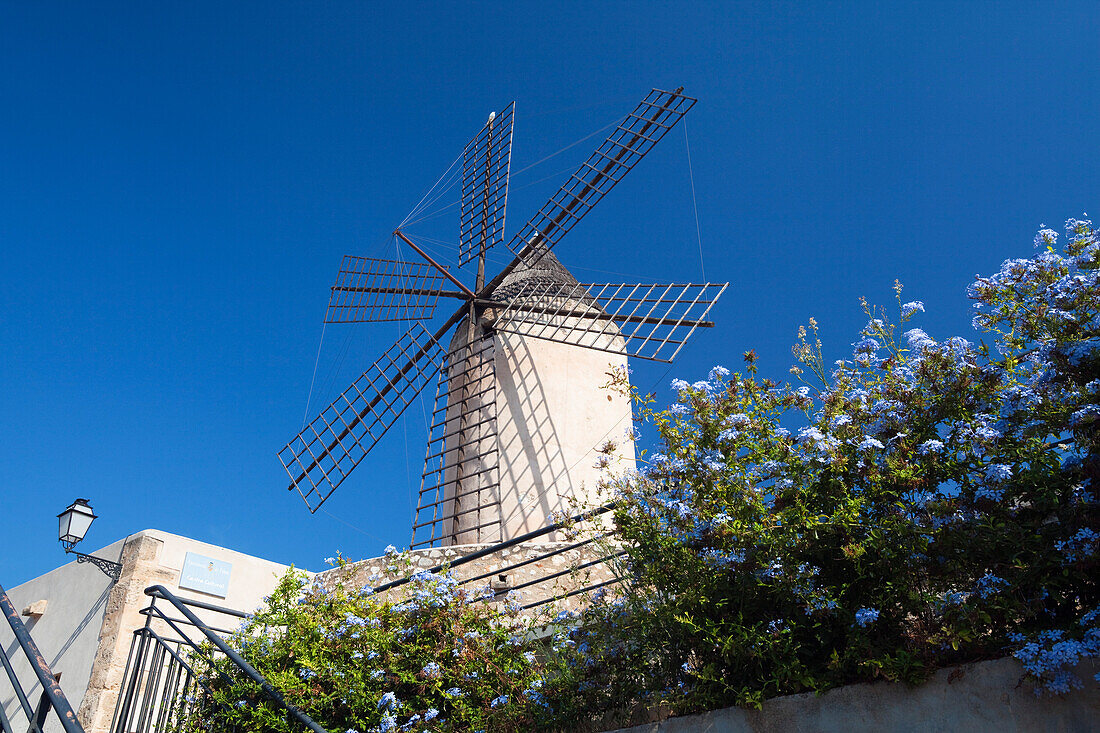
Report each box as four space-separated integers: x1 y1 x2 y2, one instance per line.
374 502 617 594
0 583 85 733
142 585 331 733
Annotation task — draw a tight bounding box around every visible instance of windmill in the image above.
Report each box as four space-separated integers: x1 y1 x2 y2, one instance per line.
279 87 727 548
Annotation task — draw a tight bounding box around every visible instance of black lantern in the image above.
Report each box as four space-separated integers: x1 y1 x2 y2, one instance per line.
57 498 122 582
57 498 97 551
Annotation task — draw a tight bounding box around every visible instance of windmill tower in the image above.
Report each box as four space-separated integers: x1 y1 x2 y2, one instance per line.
278 88 727 548
429 248 637 547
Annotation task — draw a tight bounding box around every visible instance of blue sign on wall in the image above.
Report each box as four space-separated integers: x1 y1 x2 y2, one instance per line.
179 552 232 598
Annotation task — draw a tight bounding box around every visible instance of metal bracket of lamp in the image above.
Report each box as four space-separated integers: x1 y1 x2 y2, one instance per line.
58 499 122 582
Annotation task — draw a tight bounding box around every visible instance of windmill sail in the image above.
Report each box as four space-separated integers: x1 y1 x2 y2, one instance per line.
490 281 727 363
507 88 695 265
279 322 446 511
325 256 454 323
459 102 515 267
411 335 499 548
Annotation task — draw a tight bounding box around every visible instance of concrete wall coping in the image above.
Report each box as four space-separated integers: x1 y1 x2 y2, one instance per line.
604 658 1099 733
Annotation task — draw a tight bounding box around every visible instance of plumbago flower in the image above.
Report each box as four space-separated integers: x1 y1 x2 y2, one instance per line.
181 554 550 733
542 218 1098 719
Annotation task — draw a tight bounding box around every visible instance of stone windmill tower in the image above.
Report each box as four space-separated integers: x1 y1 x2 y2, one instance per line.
428 248 636 546
278 88 726 548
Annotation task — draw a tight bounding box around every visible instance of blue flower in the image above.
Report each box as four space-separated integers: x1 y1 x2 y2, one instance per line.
1034 227 1059 248
918 439 945 455
490 694 509 708
974 573 1008 599
974 486 1005 502
1070 405 1100 426
901 301 925 317
1056 528 1099 562
829 414 852 428
853 337 881 354
854 608 880 627
377 691 400 712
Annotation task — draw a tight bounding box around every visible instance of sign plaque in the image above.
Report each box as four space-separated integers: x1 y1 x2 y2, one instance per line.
179 552 232 598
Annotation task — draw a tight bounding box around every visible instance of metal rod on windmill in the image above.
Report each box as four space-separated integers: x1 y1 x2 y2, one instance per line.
279 87 728 548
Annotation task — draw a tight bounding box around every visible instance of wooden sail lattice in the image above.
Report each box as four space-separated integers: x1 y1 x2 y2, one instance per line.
459 103 515 267
507 88 694 265
411 336 499 548
325 256 451 323
278 323 445 511
491 281 728 363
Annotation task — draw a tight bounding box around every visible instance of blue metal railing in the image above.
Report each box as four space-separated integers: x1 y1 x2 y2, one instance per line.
0 584 85 733
111 585 330 733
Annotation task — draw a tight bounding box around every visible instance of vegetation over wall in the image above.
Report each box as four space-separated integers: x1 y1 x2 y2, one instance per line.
183 218 1098 732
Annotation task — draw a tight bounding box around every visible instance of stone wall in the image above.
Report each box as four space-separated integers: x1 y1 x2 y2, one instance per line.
1 539 120 733
605 658 1100 733
318 538 620 615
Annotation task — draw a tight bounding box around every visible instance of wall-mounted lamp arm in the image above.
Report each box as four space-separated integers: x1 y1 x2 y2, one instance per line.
64 549 121 582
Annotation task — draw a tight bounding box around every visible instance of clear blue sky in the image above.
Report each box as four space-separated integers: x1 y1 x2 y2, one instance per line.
2 2 1098 586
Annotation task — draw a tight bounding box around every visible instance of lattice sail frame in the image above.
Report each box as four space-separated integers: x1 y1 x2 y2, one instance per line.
325 256 449 323
459 102 515 267
507 89 695 265
411 336 500 548
492 281 727 363
278 323 445 511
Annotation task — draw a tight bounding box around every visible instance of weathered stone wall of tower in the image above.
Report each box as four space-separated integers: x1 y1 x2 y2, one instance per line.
494 330 634 539
437 315 636 546
439 326 499 546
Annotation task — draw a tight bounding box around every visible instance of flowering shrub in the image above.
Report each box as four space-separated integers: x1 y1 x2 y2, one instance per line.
185 217 1096 731
540 217 1098 721
179 549 553 732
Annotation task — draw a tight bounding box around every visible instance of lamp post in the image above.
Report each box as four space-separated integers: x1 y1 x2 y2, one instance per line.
57 499 122 582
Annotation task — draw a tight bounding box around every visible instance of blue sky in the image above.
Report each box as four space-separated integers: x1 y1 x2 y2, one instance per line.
2 2 1098 586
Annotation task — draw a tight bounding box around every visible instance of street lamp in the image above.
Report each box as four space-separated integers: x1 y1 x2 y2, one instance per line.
57 499 122 582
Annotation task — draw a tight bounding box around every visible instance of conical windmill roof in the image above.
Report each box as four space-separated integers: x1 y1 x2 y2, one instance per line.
492 248 580 302
487 247 620 343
